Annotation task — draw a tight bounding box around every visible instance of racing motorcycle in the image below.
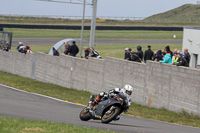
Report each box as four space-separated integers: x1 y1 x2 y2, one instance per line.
79 92 129 123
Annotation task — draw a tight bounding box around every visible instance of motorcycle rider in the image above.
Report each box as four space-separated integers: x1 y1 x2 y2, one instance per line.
88 84 133 120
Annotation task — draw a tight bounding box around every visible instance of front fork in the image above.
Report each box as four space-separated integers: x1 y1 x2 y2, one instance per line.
88 95 95 109
106 106 116 114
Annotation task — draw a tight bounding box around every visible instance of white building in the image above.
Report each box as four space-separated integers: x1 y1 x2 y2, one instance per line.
182 27 200 68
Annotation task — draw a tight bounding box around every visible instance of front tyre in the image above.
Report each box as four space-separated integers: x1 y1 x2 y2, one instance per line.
101 106 121 123
79 107 91 121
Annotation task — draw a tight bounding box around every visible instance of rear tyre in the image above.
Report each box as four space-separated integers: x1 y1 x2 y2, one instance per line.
79 107 91 121
101 106 121 123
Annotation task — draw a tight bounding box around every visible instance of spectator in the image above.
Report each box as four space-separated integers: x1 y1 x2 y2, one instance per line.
172 49 178 64
0 42 5 50
17 42 24 52
19 46 27 54
52 47 59 56
137 46 143 61
183 48 190 65
124 48 129 60
165 46 173 59
176 53 189 67
0 42 2 48
127 48 132 61
69 41 79 57
25 43 28 48
173 49 177 55
26 46 33 54
89 47 102 58
130 51 142 63
177 50 183 57
160 50 172 64
153 50 163 62
144 45 154 63
84 47 90 59
63 42 71 55
172 53 179 65
1 42 9 51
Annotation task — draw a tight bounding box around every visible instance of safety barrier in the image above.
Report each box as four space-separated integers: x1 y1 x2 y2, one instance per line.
0 24 183 31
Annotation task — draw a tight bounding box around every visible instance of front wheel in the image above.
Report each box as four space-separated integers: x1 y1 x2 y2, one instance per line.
79 107 91 121
101 106 121 123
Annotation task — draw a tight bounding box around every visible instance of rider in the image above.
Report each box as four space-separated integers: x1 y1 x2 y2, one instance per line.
88 84 133 120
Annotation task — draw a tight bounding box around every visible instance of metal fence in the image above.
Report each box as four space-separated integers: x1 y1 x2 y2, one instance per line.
0 14 144 20
0 14 200 24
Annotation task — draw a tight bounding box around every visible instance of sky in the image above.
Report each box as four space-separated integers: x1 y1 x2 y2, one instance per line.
0 0 198 18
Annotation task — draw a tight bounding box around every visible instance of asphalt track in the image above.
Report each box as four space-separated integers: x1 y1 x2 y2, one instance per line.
0 84 200 133
12 38 182 46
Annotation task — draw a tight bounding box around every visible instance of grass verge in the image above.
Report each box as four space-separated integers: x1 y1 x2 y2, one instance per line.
5 28 183 39
0 116 112 133
0 71 200 128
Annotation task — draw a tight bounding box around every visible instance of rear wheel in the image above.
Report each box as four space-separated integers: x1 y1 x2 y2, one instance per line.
79 107 91 121
101 106 121 123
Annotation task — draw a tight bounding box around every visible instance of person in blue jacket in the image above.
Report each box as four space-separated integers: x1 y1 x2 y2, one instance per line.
160 50 172 64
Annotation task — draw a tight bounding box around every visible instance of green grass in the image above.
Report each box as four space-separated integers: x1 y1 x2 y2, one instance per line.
5 28 183 39
145 4 200 24
0 116 113 133
12 43 182 59
0 71 200 128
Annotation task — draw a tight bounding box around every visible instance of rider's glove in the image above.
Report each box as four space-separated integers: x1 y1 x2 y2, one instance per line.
103 92 109 98
109 93 116 98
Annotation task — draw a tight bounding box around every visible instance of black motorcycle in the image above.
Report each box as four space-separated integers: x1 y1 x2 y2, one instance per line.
79 92 129 123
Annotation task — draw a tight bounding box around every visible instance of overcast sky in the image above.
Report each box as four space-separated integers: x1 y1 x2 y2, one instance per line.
0 0 198 18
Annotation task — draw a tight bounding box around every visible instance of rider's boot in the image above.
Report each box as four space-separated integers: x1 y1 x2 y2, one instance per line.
88 95 101 110
114 115 120 121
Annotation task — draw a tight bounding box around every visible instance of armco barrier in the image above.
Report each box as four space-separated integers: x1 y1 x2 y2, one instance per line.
0 23 183 31
0 50 200 116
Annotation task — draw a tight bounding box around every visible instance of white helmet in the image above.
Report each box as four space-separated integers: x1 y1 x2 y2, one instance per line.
123 84 133 96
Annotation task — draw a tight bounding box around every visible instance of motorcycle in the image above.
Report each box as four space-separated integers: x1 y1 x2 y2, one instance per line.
79 92 129 123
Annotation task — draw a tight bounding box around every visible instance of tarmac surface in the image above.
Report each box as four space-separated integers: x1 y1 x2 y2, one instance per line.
12 38 182 46
0 84 199 133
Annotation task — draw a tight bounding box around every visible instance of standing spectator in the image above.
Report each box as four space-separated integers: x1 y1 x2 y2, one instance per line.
89 47 102 58
172 49 178 64
176 53 189 67
183 48 190 65
124 48 129 60
137 46 143 61
26 46 33 54
160 50 172 64
69 41 79 57
2 42 9 51
63 42 71 55
144 45 154 63
52 47 59 56
165 46 173 59
127 48 132 61
172 53 179 65
84 47 90 59
153 50 163 62
130 51 142 63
